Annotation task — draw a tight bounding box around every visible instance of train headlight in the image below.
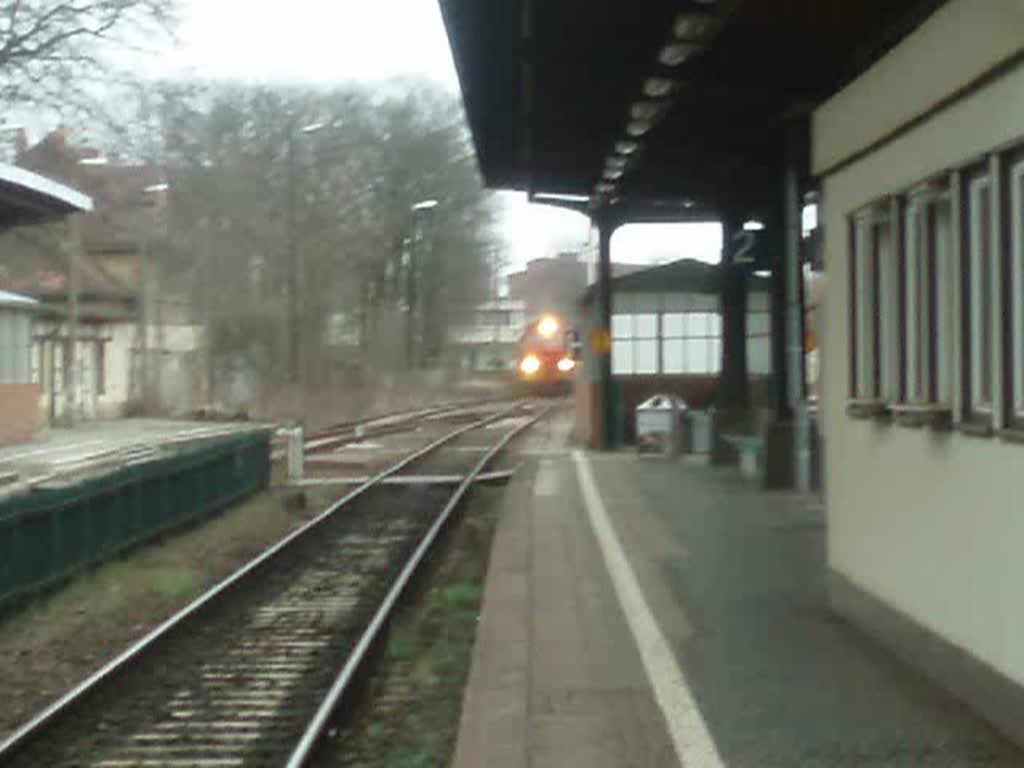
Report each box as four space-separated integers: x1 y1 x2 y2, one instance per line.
537 315 560 338
520 354 541 375
556 357 575 372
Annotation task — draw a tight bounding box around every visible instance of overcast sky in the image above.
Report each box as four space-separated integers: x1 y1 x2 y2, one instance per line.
152 0 722 275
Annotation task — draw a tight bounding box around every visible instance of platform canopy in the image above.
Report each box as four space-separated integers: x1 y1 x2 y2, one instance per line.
0 162 93 229
439 0 943 217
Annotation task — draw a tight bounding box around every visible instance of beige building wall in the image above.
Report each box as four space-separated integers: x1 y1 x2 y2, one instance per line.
817 0 1024 692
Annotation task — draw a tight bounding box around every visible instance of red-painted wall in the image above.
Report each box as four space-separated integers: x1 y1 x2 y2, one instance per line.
0 383 42 444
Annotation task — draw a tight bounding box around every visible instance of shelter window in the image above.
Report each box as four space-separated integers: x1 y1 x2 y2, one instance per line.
612 313 658 375
1009 156 1024 425
661 312 721 375
901 186 951 406
964 170 994 424
745 297 772 376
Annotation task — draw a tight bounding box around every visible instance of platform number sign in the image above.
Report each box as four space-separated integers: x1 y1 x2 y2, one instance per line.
731 229 757 265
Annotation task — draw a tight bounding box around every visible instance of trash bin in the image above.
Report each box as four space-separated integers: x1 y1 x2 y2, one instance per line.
636 394 687 457
688 409 712 454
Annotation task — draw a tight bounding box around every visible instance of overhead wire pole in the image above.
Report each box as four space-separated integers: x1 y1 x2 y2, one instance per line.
286 128 299 390
285 120 325 423
408 199 439 369
66 214 82 425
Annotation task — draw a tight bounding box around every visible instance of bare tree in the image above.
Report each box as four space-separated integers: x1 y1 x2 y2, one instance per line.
0 0 177 111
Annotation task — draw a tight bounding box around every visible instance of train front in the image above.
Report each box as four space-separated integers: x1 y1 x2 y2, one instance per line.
517 314 576 394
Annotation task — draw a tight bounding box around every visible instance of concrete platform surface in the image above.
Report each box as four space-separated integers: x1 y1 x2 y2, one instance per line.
0 419 265 484
453 412 1024 767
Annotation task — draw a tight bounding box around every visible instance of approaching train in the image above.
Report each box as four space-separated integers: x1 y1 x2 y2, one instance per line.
517 313 579 393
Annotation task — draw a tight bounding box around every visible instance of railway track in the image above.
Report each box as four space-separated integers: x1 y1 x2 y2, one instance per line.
271 397 508 460
0 400 548 767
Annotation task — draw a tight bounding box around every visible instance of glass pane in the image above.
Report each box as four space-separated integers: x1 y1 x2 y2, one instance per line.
746 312 770 336
611 314 633 339
935 201 951 404
708 337 722 374
970 179 992 406
877 222 892 400
612 339 633 374
662 313 685 338
634 339 657 374
1013 166 1024 413
854 218 872 397
689 313 709 337
634 313 657 338
662 338 684 373
905 204 920 400
685 338 709 373
708 313 722 337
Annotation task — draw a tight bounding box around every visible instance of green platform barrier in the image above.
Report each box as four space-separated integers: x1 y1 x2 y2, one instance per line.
0 428 272 610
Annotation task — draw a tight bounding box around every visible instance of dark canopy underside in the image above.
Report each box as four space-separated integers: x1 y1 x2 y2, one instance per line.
0 163 92 229
440 0 944 216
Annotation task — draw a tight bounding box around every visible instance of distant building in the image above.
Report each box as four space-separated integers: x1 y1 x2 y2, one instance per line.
0 290 42 443
447 298 526 372
1 128 207 418
507 252 587 323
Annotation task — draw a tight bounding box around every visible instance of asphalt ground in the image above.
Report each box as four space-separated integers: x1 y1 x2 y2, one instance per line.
455 413 1024 767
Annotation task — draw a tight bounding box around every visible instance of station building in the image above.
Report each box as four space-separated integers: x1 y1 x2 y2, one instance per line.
442 0 1024 751
0 163 92 443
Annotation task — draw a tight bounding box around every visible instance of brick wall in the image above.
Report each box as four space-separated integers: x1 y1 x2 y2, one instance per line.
0 383 42 444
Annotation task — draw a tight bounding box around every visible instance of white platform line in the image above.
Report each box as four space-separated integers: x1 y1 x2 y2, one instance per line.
572 450 724 768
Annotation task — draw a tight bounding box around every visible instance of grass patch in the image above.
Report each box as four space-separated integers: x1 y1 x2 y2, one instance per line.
441 581 481 610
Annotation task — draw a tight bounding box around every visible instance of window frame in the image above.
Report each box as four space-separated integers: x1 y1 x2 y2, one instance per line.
891 181 954 428
846 206 888 417
613 306 723 376
611 312 659 376
1007 154 1024 431
961 166 995 432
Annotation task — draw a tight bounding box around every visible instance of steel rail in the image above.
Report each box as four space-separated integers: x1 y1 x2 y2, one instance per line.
308 394 508 437
286 402 552 766
271 396 507 458
0 400 527 761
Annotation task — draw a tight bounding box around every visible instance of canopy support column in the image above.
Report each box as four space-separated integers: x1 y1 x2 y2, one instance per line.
712 215 750 464
596 213 615 450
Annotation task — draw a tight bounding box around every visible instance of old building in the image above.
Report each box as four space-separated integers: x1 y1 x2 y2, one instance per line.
2 128 207 418
447 298 526 372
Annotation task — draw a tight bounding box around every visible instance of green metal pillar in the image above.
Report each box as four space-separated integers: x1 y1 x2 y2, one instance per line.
597 216 615 450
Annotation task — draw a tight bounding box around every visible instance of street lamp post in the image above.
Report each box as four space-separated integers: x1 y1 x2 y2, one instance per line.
407 199 438 369
286 121 325 412
139 182 169 412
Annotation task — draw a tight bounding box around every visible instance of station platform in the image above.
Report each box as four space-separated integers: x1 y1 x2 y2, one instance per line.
0 418 265 487
453 413 1023 767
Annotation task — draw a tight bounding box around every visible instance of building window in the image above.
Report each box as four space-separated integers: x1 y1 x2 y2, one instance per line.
902 186 951 406
661 312 721 375
1010 157 1024 424
849 212 879 403
95 340 106 395
965 171 993 422
612 313 658 374
1007 155 1024 430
